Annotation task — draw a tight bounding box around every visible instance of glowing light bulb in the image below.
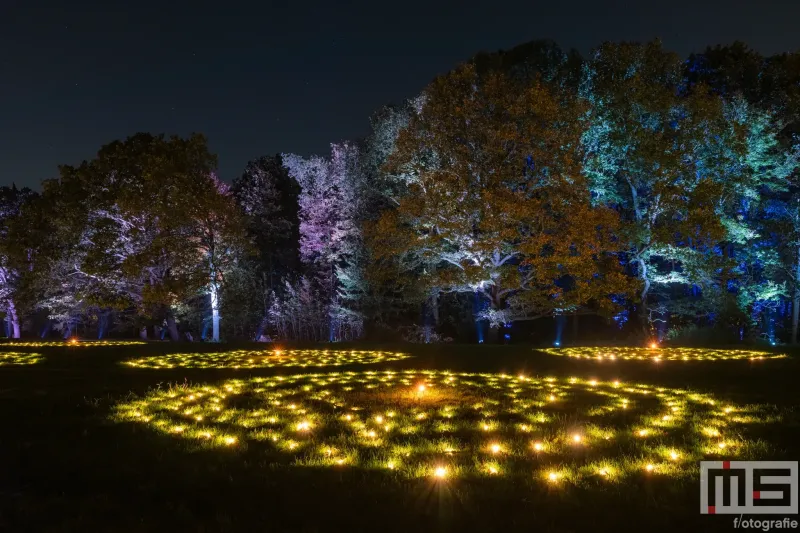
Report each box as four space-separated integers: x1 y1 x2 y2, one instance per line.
488 466 498 474
589 380 598 386
670 451 679 461
599 468 608 476
649 342 658 349
548 472 559 482
434 467 447 479
572 434 582 443
417 384 426 393
548 395 556 402
638 429 648 437
224 436 237 446
375 415 383 423
533 442 543 451
718 441 727 449
645 464 654 472
387 461 395 470
490 443 501 454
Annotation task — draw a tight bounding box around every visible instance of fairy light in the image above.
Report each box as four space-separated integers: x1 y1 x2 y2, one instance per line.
0 352 44 366
113 370 762 482
645 464 654 472
543 347 783 362
122 349 411 369
434 467 447 479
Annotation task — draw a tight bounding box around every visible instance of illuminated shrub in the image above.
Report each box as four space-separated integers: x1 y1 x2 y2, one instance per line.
0 352 44 366
114 370 777 483
541 347 784 362
123 349 410 369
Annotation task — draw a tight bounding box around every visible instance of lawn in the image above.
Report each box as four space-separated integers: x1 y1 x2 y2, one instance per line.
1 341 798 532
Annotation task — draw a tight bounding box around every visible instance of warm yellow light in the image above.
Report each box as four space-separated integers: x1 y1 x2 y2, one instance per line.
718 441 727 449
548 395 556 402
434 466 447 479
488 466 498 474
572 434 582 443
670 451 679 461
638 429 648 437
387 461 396 469
224 436 237 446
645 464 654 472
533 441 543 451
296 421 311 431
548 472 559 482
490 443 501 454
375 415 383 423
417 384 426 393
649 342 658 349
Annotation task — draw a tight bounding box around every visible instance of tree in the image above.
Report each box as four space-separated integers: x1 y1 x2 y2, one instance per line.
48 133 222 340
581 41 763 336
0 186 37 337
369 64 632 340
283 142 365 341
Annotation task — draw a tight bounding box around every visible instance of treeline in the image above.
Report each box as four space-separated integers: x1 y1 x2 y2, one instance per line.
1 39 799 344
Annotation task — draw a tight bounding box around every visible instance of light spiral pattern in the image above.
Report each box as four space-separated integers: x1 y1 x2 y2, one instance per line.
114 370 775 483
0 351 44 366
541 347 784 362
0 340 146 347
123 349 411 369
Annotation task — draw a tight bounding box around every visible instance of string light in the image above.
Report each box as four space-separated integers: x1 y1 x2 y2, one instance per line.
123 349 411 369
0 352 44 366
112 370 764 483
543 347 784 362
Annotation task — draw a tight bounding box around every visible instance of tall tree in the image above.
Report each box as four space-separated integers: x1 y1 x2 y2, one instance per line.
369 64 631 340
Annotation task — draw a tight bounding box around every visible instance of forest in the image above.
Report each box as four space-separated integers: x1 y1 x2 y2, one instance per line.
1 39 799 345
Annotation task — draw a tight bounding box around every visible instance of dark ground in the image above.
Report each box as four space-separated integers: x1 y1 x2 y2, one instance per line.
1 341 798 533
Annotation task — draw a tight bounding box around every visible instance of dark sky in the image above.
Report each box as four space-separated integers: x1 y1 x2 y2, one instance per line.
1 0 798 189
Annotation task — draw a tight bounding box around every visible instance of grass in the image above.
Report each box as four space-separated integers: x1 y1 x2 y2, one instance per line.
1 341 799 532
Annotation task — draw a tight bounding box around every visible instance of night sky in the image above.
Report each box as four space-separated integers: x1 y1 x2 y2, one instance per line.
1 0 798 189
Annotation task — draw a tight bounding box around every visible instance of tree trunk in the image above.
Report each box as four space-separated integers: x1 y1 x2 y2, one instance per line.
166 313 180 341
487 324 499 344
793 247 800 344
210 282 221 342
139 326 148 340
6 298 20 339
572 313 579 343
637 258 650 336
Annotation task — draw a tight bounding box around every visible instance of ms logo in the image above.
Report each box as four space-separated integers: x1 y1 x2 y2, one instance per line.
700 461 798 514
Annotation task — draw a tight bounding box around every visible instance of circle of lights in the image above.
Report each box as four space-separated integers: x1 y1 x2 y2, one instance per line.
123 349 411 369
1 340 146 347
0 351 44 366
114 370 774 483
541 347 784 362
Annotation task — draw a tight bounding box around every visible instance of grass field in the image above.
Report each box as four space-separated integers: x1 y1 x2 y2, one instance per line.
1 341 798 532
